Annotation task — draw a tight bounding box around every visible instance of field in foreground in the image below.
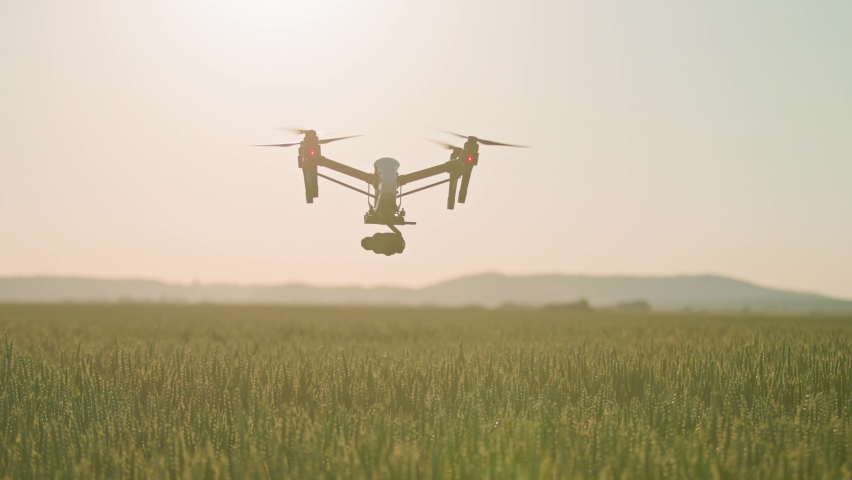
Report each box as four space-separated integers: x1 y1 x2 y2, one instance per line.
1 305 851 479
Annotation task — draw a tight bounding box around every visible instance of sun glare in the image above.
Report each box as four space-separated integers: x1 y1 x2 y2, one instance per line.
163 0 397 62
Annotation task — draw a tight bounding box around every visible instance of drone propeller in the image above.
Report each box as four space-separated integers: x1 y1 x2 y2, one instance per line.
426 139 463 152
437 129 530 148
278 127 317 136
278 128 361 139
253 141 301 148
253 132 362 147
319 135 362 145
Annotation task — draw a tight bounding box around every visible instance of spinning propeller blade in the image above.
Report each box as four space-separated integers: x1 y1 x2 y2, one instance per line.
437 129 530 148
252 141 301 147
476 138 530 148
278 127 317 135
319 135 362 145
254 130 362 148
426 139 462 151
437 129 469 141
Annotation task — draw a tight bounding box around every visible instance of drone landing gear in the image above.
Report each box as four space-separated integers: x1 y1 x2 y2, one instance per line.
363 211 416 226
361 225 406 256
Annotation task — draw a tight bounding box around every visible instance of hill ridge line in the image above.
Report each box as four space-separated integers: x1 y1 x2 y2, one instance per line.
1 274 850 311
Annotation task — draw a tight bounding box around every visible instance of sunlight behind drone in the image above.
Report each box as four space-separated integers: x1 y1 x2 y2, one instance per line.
162 0 399 64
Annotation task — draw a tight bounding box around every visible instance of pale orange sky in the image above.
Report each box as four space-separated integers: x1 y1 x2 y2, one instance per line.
2 0 851 298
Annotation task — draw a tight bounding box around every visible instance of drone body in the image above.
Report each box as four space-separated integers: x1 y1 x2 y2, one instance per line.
255 129 527 256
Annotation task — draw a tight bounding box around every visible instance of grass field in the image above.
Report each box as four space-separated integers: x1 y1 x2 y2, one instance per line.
1 304 851 479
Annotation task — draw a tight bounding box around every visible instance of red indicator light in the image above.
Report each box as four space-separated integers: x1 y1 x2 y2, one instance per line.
467 155 473 163
310 149 315 156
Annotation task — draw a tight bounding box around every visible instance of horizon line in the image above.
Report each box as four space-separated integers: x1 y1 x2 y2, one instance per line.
2 272 850 302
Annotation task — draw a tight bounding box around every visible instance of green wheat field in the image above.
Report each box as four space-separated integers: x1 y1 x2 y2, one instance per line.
1 304 851 479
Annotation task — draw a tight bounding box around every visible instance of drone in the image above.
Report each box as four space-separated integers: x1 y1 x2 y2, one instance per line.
255 128 529 256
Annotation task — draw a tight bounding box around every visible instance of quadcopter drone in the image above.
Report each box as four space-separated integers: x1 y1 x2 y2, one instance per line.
255 128 529 256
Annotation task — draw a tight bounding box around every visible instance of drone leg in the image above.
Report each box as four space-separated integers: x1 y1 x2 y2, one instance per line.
302 168 314 203
309 164 319 199
446 174 458 210
302 162 320 202
387 224 401 235
457 166 473 204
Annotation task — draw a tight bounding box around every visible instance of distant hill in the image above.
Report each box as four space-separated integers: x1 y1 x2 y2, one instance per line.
1 274 851 312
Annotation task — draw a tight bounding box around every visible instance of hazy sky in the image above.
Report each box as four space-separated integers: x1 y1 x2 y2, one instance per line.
2 0 851 297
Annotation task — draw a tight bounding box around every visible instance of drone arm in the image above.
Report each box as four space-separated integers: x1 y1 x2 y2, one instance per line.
397 162 453 187
397 178 450 198
317 157 378 186
316 173 375 198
